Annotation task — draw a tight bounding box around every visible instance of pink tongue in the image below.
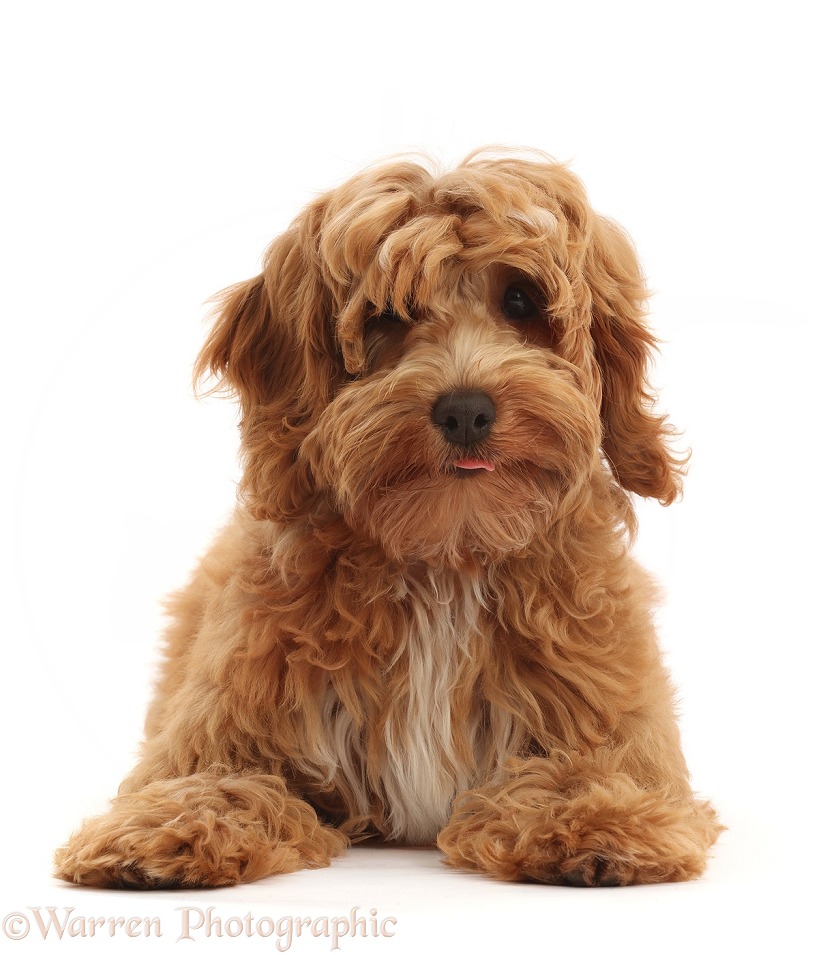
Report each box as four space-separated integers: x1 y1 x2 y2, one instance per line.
455 458 495 472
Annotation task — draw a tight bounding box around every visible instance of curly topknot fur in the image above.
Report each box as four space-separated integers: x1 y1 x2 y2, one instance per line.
55 149 720 889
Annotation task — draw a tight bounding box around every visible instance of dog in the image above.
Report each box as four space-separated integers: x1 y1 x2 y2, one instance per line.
55 150 721 888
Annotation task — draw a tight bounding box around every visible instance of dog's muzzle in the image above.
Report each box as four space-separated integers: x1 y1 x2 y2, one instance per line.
431 391 496 446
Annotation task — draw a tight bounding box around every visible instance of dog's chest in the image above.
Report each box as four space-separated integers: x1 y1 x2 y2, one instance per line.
306 572 512 844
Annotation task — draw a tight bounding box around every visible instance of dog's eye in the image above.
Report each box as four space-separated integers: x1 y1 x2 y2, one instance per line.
367 303 408 325
502 285 538 321
377 309 406 324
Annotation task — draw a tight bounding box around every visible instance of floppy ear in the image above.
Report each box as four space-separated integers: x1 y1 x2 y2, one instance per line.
587 216 684 505
196 219 342 413
194 273 275 415
194 215 342 521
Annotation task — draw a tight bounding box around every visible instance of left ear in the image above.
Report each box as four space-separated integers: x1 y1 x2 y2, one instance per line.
587 215 684 505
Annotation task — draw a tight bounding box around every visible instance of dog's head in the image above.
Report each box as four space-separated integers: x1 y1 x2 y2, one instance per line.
196 151 682 567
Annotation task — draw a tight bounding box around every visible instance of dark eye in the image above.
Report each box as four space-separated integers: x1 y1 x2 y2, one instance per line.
368 301 408 325
502 284 538 320
377 309 406 324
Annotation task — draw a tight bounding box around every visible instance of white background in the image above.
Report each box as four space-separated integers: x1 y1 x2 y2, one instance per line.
2 1 820 952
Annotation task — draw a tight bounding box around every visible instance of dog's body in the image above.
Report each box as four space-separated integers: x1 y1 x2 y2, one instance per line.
55 151 721 888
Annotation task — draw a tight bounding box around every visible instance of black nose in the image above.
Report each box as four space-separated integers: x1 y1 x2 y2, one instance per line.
431 390 496 445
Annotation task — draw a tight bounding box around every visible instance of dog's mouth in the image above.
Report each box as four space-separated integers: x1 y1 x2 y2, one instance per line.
452 457 496 478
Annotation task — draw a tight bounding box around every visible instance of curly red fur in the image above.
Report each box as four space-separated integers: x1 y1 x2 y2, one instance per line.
55 149 720 889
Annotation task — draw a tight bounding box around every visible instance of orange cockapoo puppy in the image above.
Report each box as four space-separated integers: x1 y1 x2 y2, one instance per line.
55 151 721 889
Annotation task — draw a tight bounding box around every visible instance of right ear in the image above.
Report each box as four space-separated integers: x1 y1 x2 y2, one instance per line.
195 213 344 420
194 273 274 415
194 216 347 522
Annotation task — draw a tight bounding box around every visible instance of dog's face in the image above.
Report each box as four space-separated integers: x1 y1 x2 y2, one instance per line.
197 153 681 568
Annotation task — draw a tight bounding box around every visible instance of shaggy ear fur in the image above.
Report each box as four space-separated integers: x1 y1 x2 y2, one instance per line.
587 216 684 505
194 216 341 417
194 212 343 521
194 273 273 414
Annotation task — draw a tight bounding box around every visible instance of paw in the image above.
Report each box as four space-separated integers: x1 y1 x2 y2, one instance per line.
556 857 624 888
55 774 347 888
55 813 237 889
438 758 723 887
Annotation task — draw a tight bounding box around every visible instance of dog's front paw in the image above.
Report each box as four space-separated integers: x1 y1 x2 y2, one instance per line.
556 857 624 888
55 811 226 890
54 774 347 889
437 757 722 887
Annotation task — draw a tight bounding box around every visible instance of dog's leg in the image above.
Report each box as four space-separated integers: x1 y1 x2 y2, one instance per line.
54 548 348 887
54 768 346 888
438 554 722 887
438 639 722 888
438 750 720 887
54 519 353 889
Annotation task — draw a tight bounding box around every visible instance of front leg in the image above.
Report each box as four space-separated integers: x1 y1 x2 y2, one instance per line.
54 768 347 889
55 527 351 889
438 750 721 886
439 555 722 887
